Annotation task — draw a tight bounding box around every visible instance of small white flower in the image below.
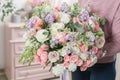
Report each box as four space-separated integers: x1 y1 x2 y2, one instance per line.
79 53 88 61
52 64 65 76
58 12 70 24
68 63 77 72
23 32 29 41
35 29 49 43
89 19 95 30
48 51 59 63
86 31 94 38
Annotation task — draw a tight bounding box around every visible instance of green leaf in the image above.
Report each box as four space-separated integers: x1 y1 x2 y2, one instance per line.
73 23 85 33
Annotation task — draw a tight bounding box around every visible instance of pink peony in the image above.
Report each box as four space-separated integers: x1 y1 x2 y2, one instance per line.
76 59 83 66
40 44 49 51
80 45 88 53
70 54 79 63
63 61 70 68
64 55 70 62
34 55 40 62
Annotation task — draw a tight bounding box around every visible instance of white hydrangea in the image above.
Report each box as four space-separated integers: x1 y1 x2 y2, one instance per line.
35 29 49 43
50 23 65 34
52 64 65 76
58 12 70 24
68 63 77 72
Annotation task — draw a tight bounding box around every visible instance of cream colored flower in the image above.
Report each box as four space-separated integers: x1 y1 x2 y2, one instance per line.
58 12 70 24
35 29 49 43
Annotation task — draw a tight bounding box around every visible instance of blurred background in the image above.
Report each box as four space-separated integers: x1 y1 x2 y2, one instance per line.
0 0 120 80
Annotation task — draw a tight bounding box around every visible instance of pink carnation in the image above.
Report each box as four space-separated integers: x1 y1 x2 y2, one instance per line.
70 54 79 63
37 48 44 56
40 51 48 63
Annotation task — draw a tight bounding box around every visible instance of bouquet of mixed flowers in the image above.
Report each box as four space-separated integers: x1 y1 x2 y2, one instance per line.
19 1 105 76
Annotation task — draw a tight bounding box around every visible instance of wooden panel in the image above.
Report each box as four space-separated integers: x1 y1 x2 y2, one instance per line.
15 65 54 80
14 42 25 55
12 28 25 40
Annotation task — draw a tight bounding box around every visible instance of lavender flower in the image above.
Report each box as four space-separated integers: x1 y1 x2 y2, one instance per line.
45 13 55 24
90 35 95 42
26 17 36 30
80 9 90 22
60 3 69 13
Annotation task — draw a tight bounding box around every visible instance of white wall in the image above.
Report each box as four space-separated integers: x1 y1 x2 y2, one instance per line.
0 22 4 69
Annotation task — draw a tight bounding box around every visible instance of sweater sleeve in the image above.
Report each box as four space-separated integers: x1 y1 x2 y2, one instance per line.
104 4 120 57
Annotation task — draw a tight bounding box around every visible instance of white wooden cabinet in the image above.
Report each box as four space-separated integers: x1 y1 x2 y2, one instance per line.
4 23 58 80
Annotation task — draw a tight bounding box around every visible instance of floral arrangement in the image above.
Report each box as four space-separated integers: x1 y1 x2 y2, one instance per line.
19 1 105 76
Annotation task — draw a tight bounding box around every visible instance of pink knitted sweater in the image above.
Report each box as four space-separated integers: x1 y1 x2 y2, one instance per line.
79 0 120 63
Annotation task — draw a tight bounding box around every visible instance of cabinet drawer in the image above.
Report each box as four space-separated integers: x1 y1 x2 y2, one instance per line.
15 65 54 80
15 42 25 54
15 55 40 67
12 28 25 40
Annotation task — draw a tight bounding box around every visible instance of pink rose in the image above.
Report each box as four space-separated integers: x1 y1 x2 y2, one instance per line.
40 51 48 62
64 55 70 62
40 44 49 51
80 45 88 53
80 66 87 71
92 46 98 54
37 48 44 56
34 55 40 62
63 62 70 68
76 59 83 66
70 54 79 63
34 18 44 30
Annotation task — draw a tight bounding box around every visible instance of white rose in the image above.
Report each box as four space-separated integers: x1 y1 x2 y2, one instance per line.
52 64 65 76
68 63 77 72
48 51 59 63
35 29 49 43
79 53 88 61
50 23 65 34
58 12 70 24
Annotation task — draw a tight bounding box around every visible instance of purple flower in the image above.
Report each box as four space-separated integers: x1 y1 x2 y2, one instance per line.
80 9 90 22
26 17 36 30
60 3 69 13
45 13 55 24
90 35 95 41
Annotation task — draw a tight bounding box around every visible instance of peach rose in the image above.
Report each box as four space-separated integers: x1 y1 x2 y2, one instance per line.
70 54 79 63
34 55 40 62
80 45 88 53
76 59 83 66
59 37 67 44
35 18 44 30
64 55 70 62
63 61 70 68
